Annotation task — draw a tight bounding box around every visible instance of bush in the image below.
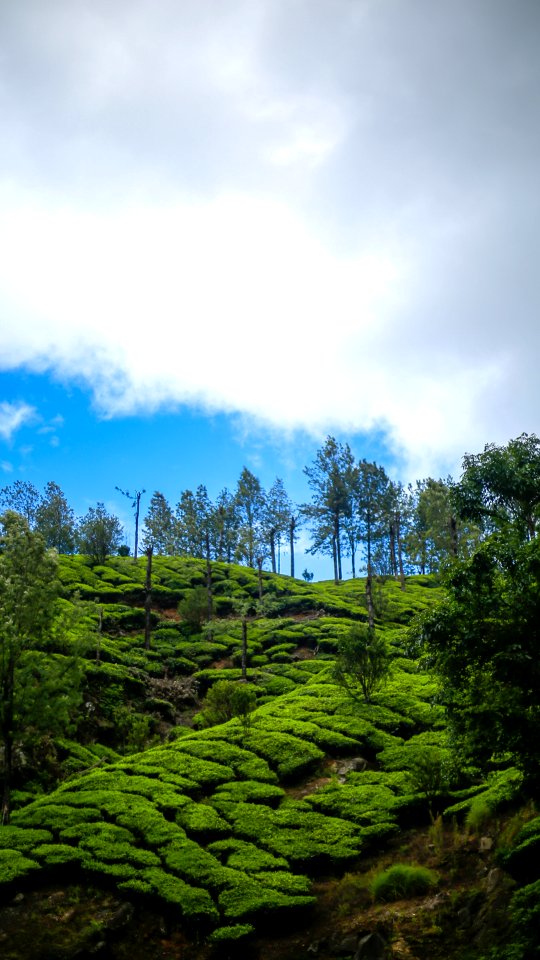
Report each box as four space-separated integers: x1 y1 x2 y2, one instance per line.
371 863 439 902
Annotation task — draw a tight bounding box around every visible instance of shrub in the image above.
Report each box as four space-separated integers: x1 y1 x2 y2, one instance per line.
0 848 41 885
208 924 255 943
371 863 439 902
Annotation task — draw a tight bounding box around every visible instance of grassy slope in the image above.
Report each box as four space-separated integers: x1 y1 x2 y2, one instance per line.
0 558 530 955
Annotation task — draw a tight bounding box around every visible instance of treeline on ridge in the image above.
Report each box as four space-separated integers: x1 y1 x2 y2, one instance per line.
2 433 516 581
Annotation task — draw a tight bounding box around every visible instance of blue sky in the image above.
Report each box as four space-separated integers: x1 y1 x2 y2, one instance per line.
0 368 395 579
1 1 539 577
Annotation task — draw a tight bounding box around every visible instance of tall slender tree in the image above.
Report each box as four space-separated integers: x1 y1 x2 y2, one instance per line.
264 478 293 574
35 481 76 553
212 488 239 562
356 460 391 626
303 437 356 584
142 491 177 555
0 480 41 529
234 468 265 568
0 513 59 822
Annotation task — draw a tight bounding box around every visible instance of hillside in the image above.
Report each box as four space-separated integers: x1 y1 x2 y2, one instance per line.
0 558 535 959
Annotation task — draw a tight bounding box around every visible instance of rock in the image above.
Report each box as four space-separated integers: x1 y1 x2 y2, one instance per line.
106 901 135 932
457 906 471 926
336 757 369 781
485 867 503 893
332 933 359 955
353 932 388 960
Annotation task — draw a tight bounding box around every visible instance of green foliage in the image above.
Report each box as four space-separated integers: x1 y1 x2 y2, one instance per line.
208 923 255 943
333 624 391 703
0 512 83 822
0 847 41 884
370 863 439 902
77 503 123 564
500 817 540 883
178 585 210 631
198 679 256 732
416 532 540 788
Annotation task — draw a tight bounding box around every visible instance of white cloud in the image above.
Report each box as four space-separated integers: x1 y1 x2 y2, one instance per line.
0 401 36 441
1 0 539 477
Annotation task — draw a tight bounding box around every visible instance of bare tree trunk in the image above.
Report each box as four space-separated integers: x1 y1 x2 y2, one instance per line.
1 657 15 824
205 531 213 625
270 529 276 574
365 516 375 630
449 515 459 557
144 547 153 651
389 521 397 577
335 515 342 582
289 516 296 578
241 618 248 681
396 514 406 590
256 556 264 600
96 605 102 665
365 574 375 630
134 493 141 559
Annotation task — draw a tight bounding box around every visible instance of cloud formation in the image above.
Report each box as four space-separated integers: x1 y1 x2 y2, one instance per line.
0 401 36 442
1 0 539 476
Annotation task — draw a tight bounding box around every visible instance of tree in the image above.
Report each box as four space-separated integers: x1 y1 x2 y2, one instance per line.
0 480 41 528
0 512 82 823
212 488 239 563
357 460 391 627
333 623 391 704
115 486 146 559
35 481 76 553
178 586 210 632
264 478 293 573
303 437 357 584
235 468 265 568
414 532 540 792
405 478 480 573
454 433 540 540
198 679 256 737
142 491 177 555
77 503 123 564
176 486 212 558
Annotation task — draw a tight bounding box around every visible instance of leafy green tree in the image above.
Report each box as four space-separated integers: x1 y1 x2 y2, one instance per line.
0 512 82 822
264 478 293 573
198 679 256 735
176 485 212 558
0 480 41 528
333 623 391 704
142 491 177 554
35 480 76 552
386 480 412 588
76 502 123 564
234 468 265 568
414 533 540 792
303 437 357 584
454 432 540 540
356 460 391 625
212 487 239 562
178 586 210 632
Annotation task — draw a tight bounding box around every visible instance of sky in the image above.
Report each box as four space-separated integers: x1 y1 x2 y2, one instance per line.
1 0 539 576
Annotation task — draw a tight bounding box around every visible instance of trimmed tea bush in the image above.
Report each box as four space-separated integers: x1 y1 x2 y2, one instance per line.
371 863 439 902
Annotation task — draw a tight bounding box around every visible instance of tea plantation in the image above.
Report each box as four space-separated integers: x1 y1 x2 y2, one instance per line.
0 558 531 952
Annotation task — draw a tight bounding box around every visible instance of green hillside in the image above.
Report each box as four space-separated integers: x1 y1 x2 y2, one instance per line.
0 555 537 959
